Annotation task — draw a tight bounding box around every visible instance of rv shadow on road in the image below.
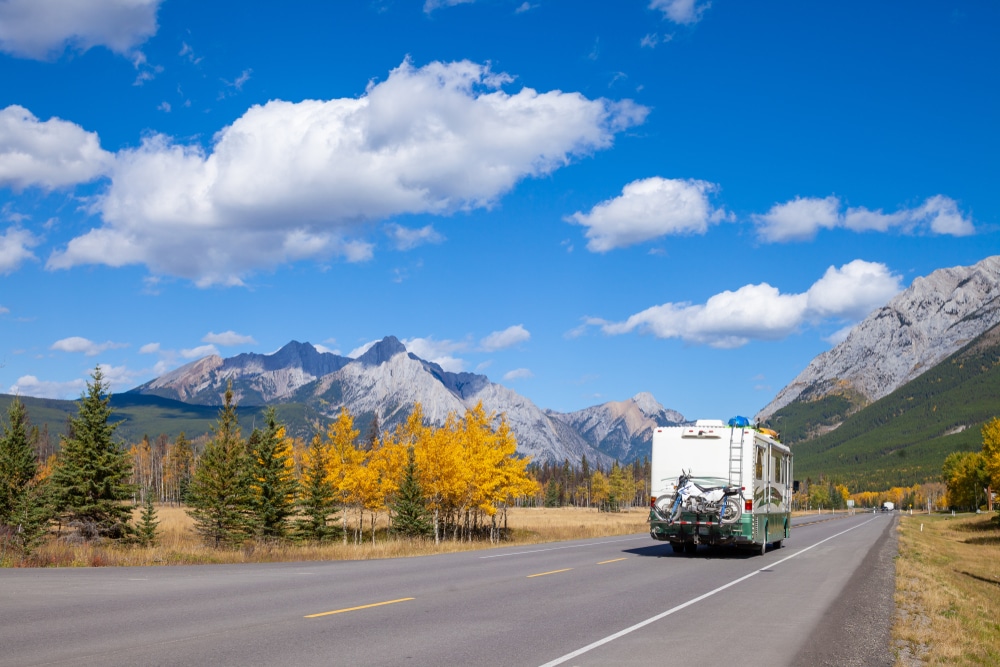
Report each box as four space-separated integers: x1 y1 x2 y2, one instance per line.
623 543 761 560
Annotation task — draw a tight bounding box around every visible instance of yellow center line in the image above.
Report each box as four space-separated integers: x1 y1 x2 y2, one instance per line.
305 597 415 618
527 568 573 578
597 557 628 565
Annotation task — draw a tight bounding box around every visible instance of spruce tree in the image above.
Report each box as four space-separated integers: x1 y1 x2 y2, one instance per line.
0 397 52 555
136 492 159 546
246 407 299 540
295 434 340 541
390 446 432 539
186 383 251 547
50 368 134 540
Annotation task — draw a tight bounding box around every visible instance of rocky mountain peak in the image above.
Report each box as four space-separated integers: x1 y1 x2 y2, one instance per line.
356 336 409 366
758 255 1000 421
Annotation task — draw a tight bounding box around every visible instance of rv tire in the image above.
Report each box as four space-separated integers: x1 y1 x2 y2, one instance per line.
671 543 685 554
684 542 698 555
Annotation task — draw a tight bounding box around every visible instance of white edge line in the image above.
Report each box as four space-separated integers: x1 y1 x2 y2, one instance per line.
537 517 879 667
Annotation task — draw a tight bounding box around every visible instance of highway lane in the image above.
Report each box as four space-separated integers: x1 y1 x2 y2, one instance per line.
0 512 895 666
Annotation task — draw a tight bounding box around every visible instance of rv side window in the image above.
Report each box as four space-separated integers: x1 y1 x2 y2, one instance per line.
772 453 781 483
755 447 764 480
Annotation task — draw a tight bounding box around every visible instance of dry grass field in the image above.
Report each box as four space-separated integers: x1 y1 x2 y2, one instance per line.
13 505 651 567
894 513 1000 666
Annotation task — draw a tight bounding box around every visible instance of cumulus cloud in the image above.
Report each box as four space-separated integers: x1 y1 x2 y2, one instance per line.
480 324 531 351
139 342 160 354
386 223 445 251
755 195 974 242
590 259 902 348
8 375 85 399
0 226 40 273
0 106 114 190
203 330 256 346
401 336 468 372
0 0 161 60
568 177 726 251
503 368 533 381
46 59 646 286
181 344 218 359
50 336 128 356
650 0 712 25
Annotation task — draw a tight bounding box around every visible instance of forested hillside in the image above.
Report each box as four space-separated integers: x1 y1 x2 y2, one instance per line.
787 324 1000 491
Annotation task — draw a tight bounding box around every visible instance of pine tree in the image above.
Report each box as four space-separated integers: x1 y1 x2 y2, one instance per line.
136 492 159 546
50 368 134 540
186 383 251 547
245 407 299 541
391 446 432 539
543 478 560 507
0 397 52 556
295 434 340 541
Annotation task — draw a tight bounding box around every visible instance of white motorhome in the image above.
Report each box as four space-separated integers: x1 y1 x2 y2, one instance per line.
649 418 792 555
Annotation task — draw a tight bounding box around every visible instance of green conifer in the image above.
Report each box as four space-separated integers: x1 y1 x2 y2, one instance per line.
137 492 159 546
294 434 340 541
50 368 134 540
390 446 432 539
0 397 52 556
246 407 299 540
186 383 252 547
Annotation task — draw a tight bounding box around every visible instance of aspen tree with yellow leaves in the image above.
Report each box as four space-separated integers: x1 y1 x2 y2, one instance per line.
323 407 363 544
981 417 1000 494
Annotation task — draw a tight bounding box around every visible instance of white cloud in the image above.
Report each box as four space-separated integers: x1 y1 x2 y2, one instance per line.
181 344 218 359
0 106 113 190
0 226 39 273
0 0 161 60
805 259 903 320
503 368 534 381
650 0 712 25
46 59 646 286
51 336 127 356
203 330 256 346
314 343 341 355
913 195 975 236
401 336 468 372
8 375 85 399
348 340 379 358
753 196 841 243
568 177 725 252
755 194 974 242
592 260 902 348
424 0 475 13
385 223 445 251
0 305 9 315
480 324 531 351
139 342 160 354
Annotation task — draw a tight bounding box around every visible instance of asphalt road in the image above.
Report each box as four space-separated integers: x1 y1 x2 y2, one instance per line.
0 512 897 667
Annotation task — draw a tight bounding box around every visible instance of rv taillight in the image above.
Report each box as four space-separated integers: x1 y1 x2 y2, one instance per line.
650 496 656 508
745 499 752 512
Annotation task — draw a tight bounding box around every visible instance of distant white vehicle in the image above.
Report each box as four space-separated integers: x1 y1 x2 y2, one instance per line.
881 501 895 512
649 418 792 556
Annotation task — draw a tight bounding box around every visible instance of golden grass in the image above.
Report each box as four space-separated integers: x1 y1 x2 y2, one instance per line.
894 512 1000 666
8 504 651 567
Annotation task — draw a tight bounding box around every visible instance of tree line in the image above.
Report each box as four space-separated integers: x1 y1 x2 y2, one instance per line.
942 417 1000 511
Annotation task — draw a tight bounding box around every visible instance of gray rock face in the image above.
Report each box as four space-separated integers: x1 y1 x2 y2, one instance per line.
758 255 1000 420
549 392 686 462
130 337 686 464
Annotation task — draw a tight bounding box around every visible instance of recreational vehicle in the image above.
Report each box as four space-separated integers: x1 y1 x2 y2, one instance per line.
648 417 792 555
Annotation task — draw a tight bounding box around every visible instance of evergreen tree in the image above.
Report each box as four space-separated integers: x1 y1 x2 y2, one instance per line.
0 396 38 520
390 446 432 539
246 407 299 540
543 478 560 507
186 383 251 547
50 368 134 539
0 397 52 555
295 433 340 542
136 492 159 546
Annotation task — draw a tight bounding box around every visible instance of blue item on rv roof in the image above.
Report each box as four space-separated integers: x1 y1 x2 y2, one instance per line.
728 416 750 428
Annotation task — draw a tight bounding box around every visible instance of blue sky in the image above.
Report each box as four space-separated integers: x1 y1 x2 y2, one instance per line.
0 0 997 420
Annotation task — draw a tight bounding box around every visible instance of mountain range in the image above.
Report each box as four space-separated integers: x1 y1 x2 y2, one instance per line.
129 337 685 465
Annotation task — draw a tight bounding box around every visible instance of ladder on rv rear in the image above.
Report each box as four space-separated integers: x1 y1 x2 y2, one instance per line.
728 426 744 491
